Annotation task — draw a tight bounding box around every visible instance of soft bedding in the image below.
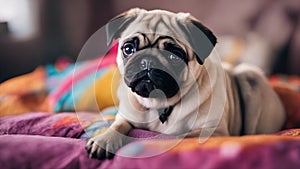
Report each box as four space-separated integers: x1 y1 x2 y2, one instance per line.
1 112 300 169
1 44 300 169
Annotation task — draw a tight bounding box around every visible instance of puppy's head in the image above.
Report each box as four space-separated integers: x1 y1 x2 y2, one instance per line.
107 8 217 108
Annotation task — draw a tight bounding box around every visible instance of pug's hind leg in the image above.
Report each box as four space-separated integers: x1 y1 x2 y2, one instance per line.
233 63 286 135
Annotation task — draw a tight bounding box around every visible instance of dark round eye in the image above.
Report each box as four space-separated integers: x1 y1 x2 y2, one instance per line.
168 54 182 64
164 43 186 64
122 43 136 57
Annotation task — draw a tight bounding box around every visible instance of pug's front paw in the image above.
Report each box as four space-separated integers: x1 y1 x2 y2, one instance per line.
85 129 128 159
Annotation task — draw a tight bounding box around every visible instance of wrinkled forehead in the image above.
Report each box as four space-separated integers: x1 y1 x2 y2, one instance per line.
121 12 189 44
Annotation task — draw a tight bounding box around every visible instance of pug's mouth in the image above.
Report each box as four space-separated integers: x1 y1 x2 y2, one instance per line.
125 68 179 98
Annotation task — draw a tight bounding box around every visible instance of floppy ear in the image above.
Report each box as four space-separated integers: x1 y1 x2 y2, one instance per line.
178 16 217 64
106 8 141 46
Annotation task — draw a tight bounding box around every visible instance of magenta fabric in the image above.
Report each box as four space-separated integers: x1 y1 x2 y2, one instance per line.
113 140 300 169
0 112 83 138
128 129 176 139
1 112 300 169
0 135 108 169
1 134 300 169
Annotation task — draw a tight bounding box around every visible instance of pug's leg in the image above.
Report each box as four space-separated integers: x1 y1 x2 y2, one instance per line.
86 118 132 159
233 64 286 134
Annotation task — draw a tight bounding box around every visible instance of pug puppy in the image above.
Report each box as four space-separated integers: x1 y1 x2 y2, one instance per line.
86 8 286 159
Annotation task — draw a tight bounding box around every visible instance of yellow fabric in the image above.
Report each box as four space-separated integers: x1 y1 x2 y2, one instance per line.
76 66 120 111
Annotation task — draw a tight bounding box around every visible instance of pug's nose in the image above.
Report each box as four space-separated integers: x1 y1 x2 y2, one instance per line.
140 57 157 70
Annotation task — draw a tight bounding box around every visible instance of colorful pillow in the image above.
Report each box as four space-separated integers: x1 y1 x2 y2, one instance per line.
47 51 119 112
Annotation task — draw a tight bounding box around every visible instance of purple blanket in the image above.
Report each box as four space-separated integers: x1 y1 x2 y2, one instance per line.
0 135 105 169
0 112 83 137
1 112 300 169
1 134 300 169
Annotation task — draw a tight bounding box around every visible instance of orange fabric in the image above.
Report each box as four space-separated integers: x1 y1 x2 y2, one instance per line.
0 67 50 117
0 67 45 95
53 116 80 129
271 84 300 129
142 135 300 153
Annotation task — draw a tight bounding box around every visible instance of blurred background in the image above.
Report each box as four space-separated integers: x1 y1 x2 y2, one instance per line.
0 0 299 82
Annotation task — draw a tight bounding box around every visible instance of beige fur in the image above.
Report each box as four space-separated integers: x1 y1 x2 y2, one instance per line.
86 8 286 159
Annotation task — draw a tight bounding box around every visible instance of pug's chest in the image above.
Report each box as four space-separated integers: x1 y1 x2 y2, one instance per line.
127 109 165 129
128 108 199 135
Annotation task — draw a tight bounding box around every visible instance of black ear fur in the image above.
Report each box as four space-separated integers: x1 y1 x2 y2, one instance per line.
106 11 138 46
178 17 217 64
